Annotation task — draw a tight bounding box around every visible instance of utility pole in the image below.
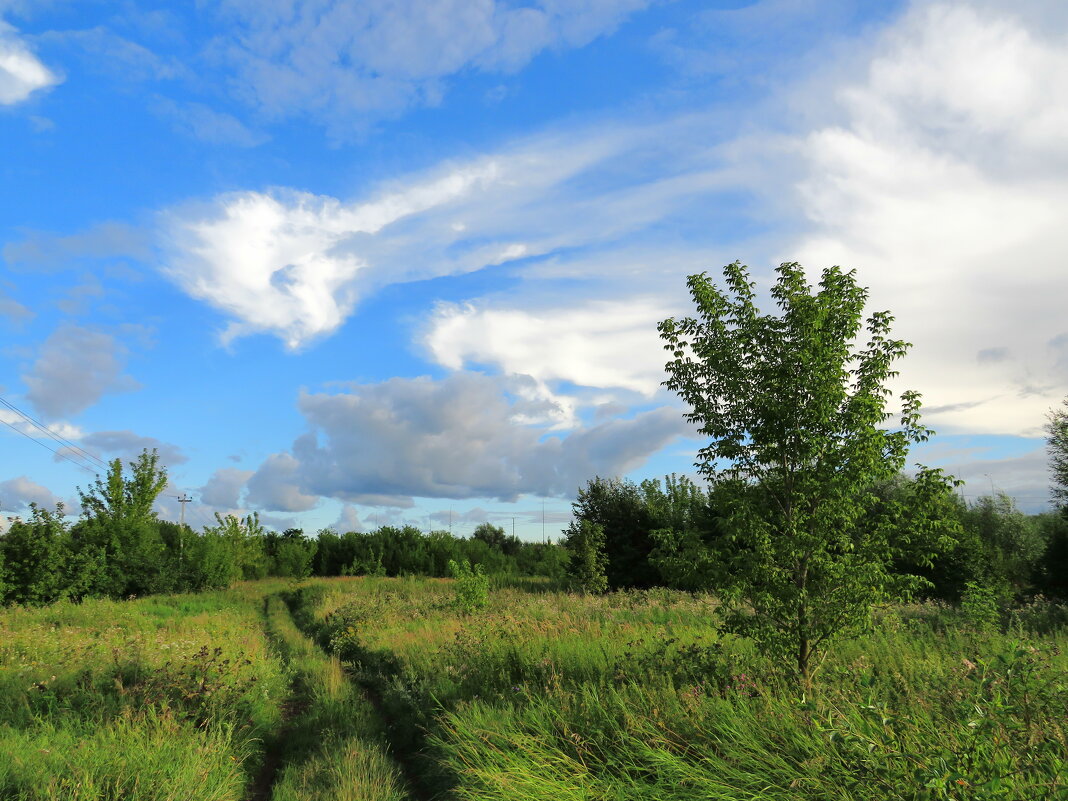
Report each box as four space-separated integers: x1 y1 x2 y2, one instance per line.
177 494 192 563
449 507 452 535
542 499 545 544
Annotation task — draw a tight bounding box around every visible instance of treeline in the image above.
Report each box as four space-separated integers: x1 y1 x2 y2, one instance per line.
563 473 1068 602
0 450 567 606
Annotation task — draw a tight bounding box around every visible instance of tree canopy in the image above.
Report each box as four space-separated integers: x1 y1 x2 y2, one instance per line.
658 261 958 686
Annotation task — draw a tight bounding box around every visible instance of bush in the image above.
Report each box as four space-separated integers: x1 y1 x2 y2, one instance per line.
448 559 489 614
961 581 1001 632
563 520 608 595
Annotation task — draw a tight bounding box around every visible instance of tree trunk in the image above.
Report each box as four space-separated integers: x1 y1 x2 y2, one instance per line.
797 635 812 693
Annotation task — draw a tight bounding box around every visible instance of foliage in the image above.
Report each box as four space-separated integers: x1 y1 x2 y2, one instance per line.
1036 512 1068 599
658 261 959 686
473 522 522 556
76 449 170 597
206 512 269 580
964 494 1044 595
268 529 318 578
1048 395 1068 509
960 581 1001 632
1 504 74 605
567 476 659 589
449 558 490 614
562 519 608 594
290 577 1068 801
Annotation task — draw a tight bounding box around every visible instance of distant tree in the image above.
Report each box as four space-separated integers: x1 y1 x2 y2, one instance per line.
1036 512 1068 599
1048 396 1068 509
77 449 169 597
426 529 461 577
472 522 521 556
659 261 958 688
0 504 72 604
569 477 658 589
562 519 608 594
1041 397 1068 597
965 493 1044 595
273 530 317 578
207 512 269 581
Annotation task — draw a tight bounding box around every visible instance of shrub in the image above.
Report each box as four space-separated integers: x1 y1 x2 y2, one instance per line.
448 559 489 614
961 581 1001 632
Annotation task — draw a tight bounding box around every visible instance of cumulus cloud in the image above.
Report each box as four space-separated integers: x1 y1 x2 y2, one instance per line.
80 430 187 467
0 475 64 514
246 452 319 512
786 2 1068 437
161 162 503 348
22 325 140 419
332 503 363 533
199 467 254 508
0 20 60 105
211 0 651 132
0 407 83 442
425 298 673 396
281 371 691 504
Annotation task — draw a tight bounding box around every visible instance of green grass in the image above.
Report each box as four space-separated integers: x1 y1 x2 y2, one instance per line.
290 577 1068 801
262 592 409 801
4 577 1067 800
0 586 288 800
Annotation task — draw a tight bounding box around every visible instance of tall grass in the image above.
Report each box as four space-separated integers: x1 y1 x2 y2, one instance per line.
5 577 1066 799
263 592 408 801
0 587 288 800
290 577 1068 801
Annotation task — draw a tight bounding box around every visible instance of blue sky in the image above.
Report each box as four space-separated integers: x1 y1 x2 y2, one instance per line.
2 0 1066 537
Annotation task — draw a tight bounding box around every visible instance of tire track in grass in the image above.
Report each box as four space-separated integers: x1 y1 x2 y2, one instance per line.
250 593 411 801
284 587 443 801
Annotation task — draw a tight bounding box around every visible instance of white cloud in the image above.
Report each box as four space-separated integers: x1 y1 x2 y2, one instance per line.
0 407 83 441
785 1 1068 437
22 325 140 419
0 20 60 105
425 298 673 395
282 371 692 503
162 163 503 349
80 430 188 467
212 0 651 132
0 291 32 325
152 97 268 147
0 476 63 514
246 452 319 511
199 467 253 508
332 503 363 533
162 116 730 350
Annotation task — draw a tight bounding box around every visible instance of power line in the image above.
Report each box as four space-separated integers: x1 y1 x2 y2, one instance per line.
0 416 99 476
0 395 109 471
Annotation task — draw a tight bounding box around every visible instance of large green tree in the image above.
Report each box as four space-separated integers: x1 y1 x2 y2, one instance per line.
658 261 957 687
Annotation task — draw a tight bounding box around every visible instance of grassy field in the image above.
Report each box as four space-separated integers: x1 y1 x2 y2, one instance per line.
2 577 1067 800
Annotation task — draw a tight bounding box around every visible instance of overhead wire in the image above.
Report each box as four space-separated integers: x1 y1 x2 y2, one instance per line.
0 395 110 472
0 416 100 476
